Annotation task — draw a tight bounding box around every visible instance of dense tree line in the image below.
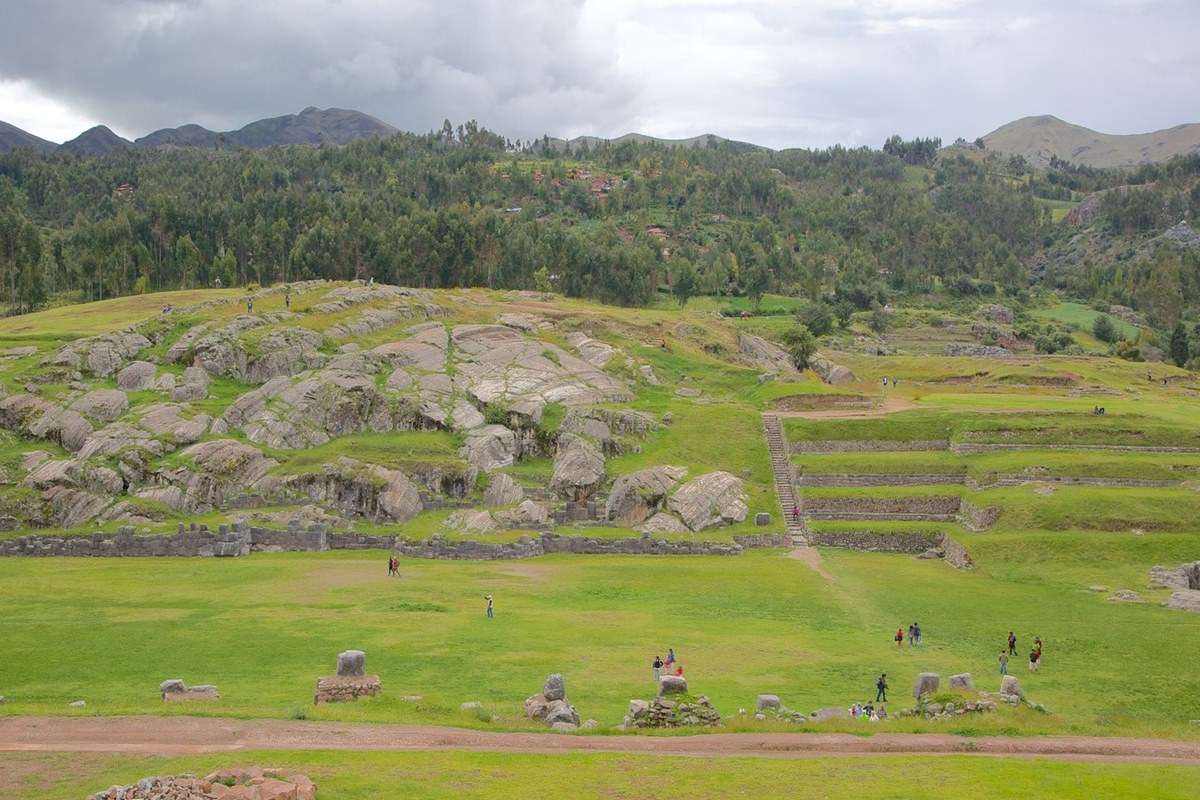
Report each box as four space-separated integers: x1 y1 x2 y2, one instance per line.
0 122 1180 319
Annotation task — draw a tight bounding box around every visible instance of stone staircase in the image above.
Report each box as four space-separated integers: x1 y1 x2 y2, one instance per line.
763 413 807 545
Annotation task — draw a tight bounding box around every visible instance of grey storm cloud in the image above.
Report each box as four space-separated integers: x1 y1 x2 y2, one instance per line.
1 0 1198 148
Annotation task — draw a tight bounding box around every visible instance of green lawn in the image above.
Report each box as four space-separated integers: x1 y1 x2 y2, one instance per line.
1 546 1198 738
4 750 1197 800
1031 302 1139 339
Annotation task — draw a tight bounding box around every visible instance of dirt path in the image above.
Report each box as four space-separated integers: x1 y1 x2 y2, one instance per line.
0 717 1197 764
788 546 832 581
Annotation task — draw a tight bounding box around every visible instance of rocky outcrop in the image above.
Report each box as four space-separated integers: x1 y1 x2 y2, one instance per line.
667 471 747 531
170 366 210 402
640 511 689 533
279 457 422 522
1166 589 1200 613
0 394 93 451
605 465 687 526
550 433 605 500
116 360 157 390
483 473 524 506
48 331 150 377
495 499 550 528
566 331 617 367
1149 562 1200 590
69 388 129 423
195 324 326 383
460 425 518 473
624 694 721 728
148 439 277 512
738 333 797 374
809 354 855 385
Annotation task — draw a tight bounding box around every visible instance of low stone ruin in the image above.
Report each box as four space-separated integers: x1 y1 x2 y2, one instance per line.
1150 562 1200 613
894 697 998 720
752 693 807 723
623 676 722 728
524 673 581 730
89 767 315 800
314 649 381 704
159 679 219 703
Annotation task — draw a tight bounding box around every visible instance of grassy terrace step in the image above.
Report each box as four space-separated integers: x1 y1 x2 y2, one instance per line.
794 450 1200 482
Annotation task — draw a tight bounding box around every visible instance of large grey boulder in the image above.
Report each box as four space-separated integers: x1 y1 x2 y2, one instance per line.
337 649 366 677
460 425 518 473
550 433 605 500
49 331 151 377
605 465 687 526
152 439 278 512
194 323 325 384
667 471 748 531
543 673 566 701
657 675 687 696
483 473 524 507
116 360 157 390
69 389 129 424
443 509 499 534
809 354 856 385
281 457 422 522
949 673 975 690
0 394 95 452
999 675 1023 700
640 512 689 534
544 700 580 726
738 333 797 374
913 672 940 699
170 366 210 402
566 331 617 368
1150 562 1200 590
495 500 549 528
1167 589 1200 613
756 694 781 712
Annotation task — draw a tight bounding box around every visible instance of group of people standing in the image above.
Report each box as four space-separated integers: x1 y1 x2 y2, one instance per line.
386 556 400 577
1000 631 1043 674
894 622 922 647
652 649 684 682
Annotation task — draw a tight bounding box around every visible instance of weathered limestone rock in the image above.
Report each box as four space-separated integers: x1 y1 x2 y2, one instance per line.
913 672 940 699
639 511 689 534
69 389 129 424
1166 589 1200 613
605 465 687 526
949 673 975 690
159 679 219 702
738 333 798 374
49 331 150 377
149 439 278 512
666 471 748 531
282 457 422 522
809 354 856 385
657 675 687 696
170 366 211 402
999 675 1023 700
756 694 781 712
116 360 157 390
195 323 326 384
337 649 366 677
460 425 518 473
543 673 566 701
495 500 549 528
639 364 661 385
450 400 485 431
1150 562 1200 590
0 394 94 452
444 509 499 534
483 473 524 507
566 331 617 367
550 433 605 500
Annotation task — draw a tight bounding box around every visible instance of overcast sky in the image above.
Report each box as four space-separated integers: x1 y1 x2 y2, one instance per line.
1 0 1197 148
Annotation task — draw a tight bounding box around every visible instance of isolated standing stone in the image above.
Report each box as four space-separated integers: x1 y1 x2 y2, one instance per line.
658 675 687 696
543 673 566 701
949 673 975 690
337 649 366 677
756 694 781 712
913 672 940 699
1000 675 1023 698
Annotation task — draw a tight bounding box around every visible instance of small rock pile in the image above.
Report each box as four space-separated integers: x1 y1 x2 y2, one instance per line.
89 767 315 800
894 698 998 720
623 676 722 728
524 673 581 730
314 649 381 704
752 693 807 723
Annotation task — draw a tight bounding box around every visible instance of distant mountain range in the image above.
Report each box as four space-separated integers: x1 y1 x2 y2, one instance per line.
4 107 1200 168
2 107 399 156
979 115 1200 168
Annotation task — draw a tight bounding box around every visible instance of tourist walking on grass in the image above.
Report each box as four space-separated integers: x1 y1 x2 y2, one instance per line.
653 655 663 682
894 627 904 648
999 651 1009 675
1029 648 1040 672
665 648 676 670
875 673 888 702
1007 631 1017 655
912 622 922 646
484 594 493 618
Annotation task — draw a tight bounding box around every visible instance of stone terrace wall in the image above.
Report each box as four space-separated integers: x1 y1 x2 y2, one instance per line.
799 474 965 487
805 529 943 553
0 524 788 560
793 440 949 454
802 496 961 519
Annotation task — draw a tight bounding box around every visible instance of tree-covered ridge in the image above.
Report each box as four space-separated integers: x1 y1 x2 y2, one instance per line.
0 124 1197 325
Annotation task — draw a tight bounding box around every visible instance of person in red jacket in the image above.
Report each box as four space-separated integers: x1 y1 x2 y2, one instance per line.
894 627 904 648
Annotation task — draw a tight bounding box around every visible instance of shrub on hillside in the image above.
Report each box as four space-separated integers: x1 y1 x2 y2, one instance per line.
1093 314 1118 343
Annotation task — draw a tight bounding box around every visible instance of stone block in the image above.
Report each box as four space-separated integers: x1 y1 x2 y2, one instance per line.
337 649 366 677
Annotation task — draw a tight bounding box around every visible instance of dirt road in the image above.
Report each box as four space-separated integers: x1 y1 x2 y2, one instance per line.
1 716 1197 764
